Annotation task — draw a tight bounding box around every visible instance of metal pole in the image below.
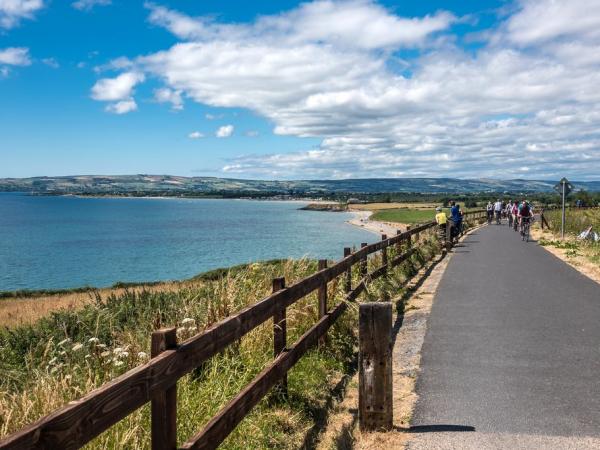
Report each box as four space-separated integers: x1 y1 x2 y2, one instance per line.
561 180 566 239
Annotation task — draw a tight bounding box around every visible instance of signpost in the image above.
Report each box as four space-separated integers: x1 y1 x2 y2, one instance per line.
554 178 574 239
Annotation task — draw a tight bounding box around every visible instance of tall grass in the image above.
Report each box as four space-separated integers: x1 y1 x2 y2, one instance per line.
0 235 440 449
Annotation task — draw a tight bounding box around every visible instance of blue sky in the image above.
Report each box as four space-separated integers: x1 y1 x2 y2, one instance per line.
1 0 599 180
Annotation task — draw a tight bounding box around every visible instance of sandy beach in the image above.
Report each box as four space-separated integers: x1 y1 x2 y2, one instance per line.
346 209 405 237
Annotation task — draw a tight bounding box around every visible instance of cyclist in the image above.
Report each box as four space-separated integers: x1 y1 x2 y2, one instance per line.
450 201 462 240
493 199 503 224
486 201 493 224
511 201 519 231
505 200 514 228
518 199 533 237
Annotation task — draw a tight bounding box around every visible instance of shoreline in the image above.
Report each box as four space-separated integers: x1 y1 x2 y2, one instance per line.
345 209 405 237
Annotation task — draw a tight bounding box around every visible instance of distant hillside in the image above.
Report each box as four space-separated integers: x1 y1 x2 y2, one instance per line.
0 175 599 195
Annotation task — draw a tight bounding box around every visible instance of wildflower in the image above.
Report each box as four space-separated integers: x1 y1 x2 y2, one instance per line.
72 343 83 352
118 351 129 359
182 318 195 326
58 338 71 347
137 352 148 359
113 360 124 367
88 337 100 344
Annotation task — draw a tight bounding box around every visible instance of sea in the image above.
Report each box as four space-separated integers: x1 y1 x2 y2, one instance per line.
0 193 375 291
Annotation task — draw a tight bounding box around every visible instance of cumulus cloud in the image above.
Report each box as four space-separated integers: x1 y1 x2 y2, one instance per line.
91 72 144 101
0 47 31 65
216 125 234 138
105 98 137 114
99 0 600 178
0 0 43 29
154 87 183 110
72 0 111 11
188 131 204 139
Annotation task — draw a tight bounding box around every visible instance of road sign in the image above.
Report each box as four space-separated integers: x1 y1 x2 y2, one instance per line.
554 177 574 239
554 177 574 196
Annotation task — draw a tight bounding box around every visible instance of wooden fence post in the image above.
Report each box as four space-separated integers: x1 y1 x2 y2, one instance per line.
318 259 328 347
359 302 393 432
395 229 402 254
151 327 178 450
344 247 352 293
272 277 287 398
360 243 368 278
381 235 388 275
406 226 412 249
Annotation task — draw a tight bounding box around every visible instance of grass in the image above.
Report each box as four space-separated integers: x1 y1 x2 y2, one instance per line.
0 235 441 449
539 208 600 268
371 208 438 224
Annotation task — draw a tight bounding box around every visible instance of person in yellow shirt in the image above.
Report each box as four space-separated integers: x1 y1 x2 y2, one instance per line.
435 206 448 244
435 207 447 225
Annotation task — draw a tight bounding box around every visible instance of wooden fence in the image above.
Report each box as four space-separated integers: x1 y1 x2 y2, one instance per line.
0 210 485 450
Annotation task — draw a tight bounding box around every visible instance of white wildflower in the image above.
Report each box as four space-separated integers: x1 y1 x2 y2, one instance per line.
181 318 195 326
137 352 148 359
113 360 124 367
118 351 129 359
176 327 186 335
72 343 83 352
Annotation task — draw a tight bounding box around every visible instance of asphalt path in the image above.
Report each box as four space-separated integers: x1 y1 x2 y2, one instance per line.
409 222 600 449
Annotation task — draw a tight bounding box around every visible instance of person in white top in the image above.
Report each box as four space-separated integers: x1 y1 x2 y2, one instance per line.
486 201 493 224
505 200 514 227
493 199 503 224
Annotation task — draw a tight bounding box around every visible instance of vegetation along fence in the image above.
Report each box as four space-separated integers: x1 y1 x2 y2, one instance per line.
0 210 486 450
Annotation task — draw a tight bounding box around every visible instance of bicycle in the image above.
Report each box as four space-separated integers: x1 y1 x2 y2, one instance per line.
520 217 532 242
507 213 513 228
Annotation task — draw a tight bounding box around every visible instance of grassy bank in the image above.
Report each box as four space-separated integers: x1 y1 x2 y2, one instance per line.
538 208 600 269
371 208 436 224
0 236 440 448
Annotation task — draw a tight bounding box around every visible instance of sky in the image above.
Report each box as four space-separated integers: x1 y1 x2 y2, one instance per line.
1 0 599 180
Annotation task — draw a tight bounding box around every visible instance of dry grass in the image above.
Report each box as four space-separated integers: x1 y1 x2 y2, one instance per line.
0 282 195 328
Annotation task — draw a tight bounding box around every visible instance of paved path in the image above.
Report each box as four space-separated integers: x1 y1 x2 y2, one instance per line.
408 223 600 449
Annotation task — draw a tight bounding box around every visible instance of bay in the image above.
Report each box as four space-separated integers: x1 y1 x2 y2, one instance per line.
0 193 375 291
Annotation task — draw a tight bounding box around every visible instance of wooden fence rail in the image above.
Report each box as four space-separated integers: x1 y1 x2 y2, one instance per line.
0 210 485 450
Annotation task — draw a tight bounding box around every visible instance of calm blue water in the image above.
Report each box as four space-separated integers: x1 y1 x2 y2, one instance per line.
0 193 375 291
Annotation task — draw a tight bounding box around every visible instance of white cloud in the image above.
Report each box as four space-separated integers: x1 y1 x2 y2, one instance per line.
105 98 137 114
72 0 111 11
145 0 454 49
216 125 234 138
154 87 183 110
188 131 204 139
0 0 43 29
42 57 58 68
91 71 144 100
96 1 600 178
0 47 31 65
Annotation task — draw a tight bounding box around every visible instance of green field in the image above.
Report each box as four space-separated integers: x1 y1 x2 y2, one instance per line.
371 208 438 224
